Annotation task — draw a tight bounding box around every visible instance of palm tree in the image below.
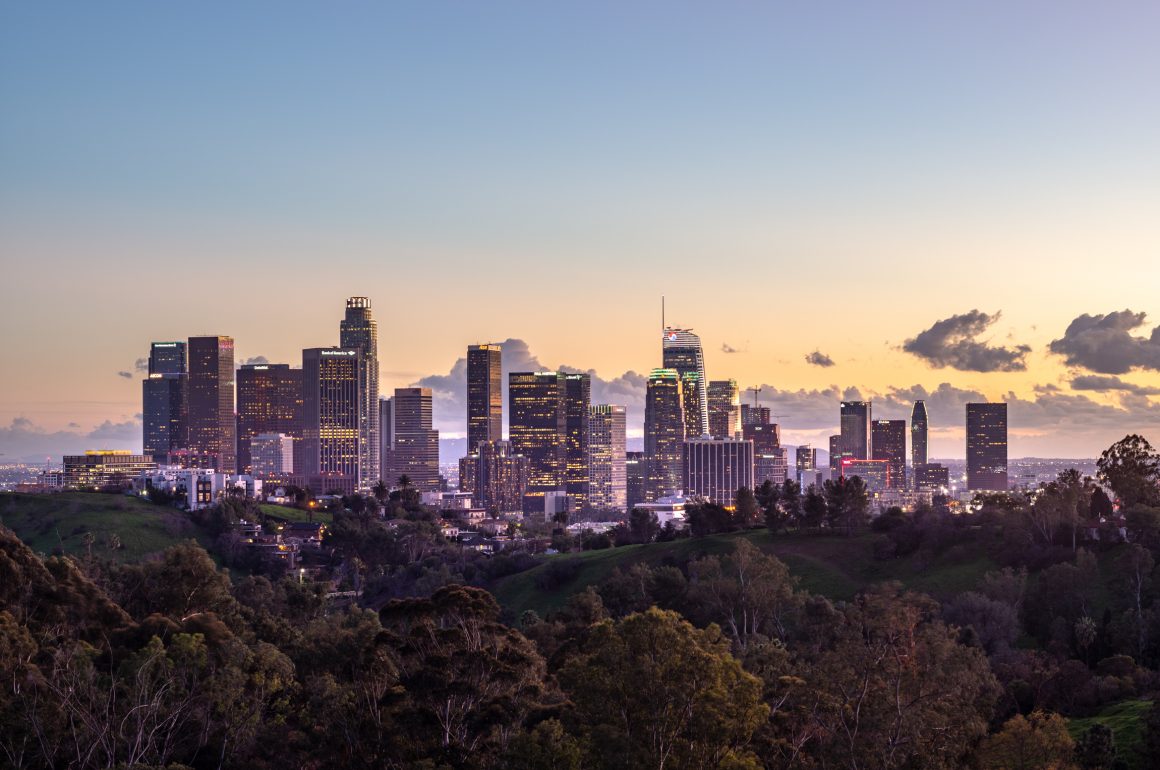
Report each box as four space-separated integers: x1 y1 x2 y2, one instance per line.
372 479 388 504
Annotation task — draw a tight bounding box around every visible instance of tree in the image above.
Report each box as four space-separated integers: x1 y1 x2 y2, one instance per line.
780 479 802 529
379 585 550 766
1075 722 1117 770
1097 434 1160 510
627 508 660 544
977 710 1078 770
823 475 869 536
1108 543 1154 657
756 480 781 531
371 479 389 505
801 484 827 531
792 584 999 769
687 540 798 652
734 487 760 528
558 607 768 770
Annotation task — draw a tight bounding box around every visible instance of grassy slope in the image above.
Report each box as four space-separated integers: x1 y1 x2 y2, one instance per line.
259 503 333 525
1068 699 1153 769
494 528 999 618
0 492 213 562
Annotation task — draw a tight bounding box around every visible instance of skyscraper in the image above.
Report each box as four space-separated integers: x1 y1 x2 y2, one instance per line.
460 440 529 514
684 438 755 506
588 404 627 512
142 373 186 463
509 371 566 513
967 403 1008 491
662 328 709 437
339 297 379 489
385 387 440 492
707 379 741 439
626 451 646 511
741 403 771 427
911 400 928 469
148 341 186 375
871 419 907 489
563 373 591 507
302 347 361 494
379 396 393 484
828 434 842 476
839 401 872 463
186 336 236 472
467 344 503 451
236 363 303 475
644 368 685 501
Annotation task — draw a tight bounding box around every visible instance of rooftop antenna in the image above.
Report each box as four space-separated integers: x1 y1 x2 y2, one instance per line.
751 387 762 408
662 295 665 331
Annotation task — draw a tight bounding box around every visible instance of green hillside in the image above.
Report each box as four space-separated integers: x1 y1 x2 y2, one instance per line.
494 529 1000 618
0 491 213 562
1068 699 1153 769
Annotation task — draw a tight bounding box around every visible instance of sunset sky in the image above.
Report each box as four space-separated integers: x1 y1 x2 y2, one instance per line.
2 2 1159 461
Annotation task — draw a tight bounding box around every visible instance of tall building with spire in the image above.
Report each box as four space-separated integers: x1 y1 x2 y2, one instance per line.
339 297 379 489
662 328 708 437
644 368 685 501
467 344 503 451
186 336 236 472
911 400 928 468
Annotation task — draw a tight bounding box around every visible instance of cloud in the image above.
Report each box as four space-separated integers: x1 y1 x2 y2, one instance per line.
0 416 142 462
134 358 148 372
117 371 133 379
241 356 270 366
413 338 648 445
1049 310 1160 374
902 310 1030 372
721 343 739 354
804 350 835 368
1070 374 1160 396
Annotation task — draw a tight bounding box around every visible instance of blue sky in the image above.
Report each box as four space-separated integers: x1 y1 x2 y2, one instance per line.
2 2 1159 460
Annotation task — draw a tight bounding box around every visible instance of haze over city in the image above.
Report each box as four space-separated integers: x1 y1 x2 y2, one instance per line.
3 3 1160 460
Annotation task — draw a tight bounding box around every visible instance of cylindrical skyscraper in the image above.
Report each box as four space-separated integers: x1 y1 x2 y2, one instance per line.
910 400 928 469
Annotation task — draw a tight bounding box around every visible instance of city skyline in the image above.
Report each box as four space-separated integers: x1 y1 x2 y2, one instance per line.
3 4 1160 461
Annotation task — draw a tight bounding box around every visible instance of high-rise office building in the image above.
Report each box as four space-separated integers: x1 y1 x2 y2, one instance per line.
339 297 380 489
796 445 817 475
967 403 1008 491
839 401 872 463
911 400 928 469
460 440 529 514
684 438 755 506
563 373 591 507
142 373 186 463
741 403 771 427
707 379 741 439
588 404 627 512
509 371 566 513
467 344 503 451
187 336 236 472
626 451 646 511
644 368 685 501
378 396 393 484
871 419 907 490
148 341 186 375
385 387 440 492
251 433 295 477
236 363 303 475
841 458 891 492
302 347 361 494
828 434 842 475
662 328 709 437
